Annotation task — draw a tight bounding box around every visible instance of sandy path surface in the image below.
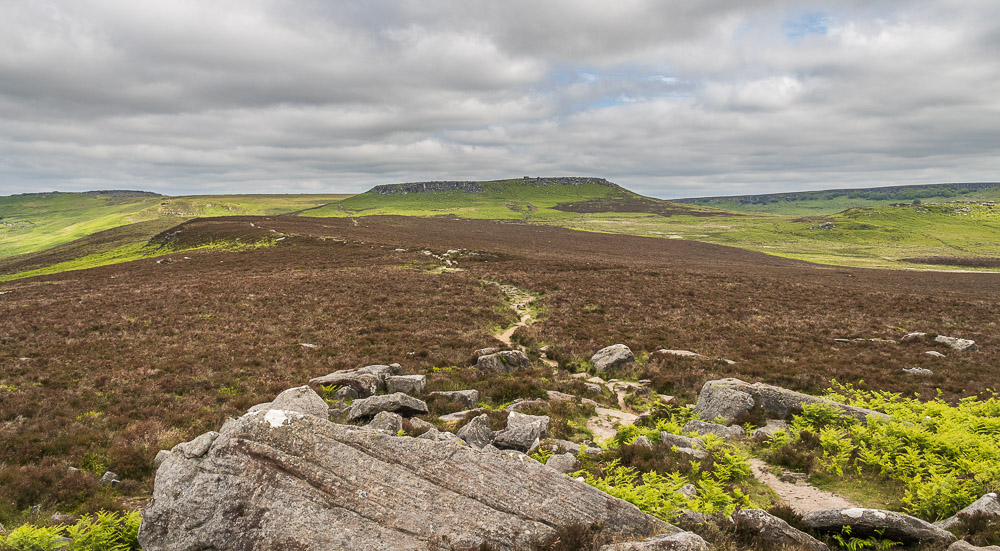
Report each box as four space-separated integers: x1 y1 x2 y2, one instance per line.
749 458 860 514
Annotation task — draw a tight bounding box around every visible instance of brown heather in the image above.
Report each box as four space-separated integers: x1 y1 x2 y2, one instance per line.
1 215 998 521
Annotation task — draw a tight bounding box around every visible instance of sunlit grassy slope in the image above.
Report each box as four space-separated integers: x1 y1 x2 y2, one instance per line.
0 191 350 259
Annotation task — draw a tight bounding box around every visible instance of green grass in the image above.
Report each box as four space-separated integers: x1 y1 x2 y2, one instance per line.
0 192 350 259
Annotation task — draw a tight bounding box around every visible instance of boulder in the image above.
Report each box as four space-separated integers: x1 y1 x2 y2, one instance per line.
732 509 829 551
902 332 928 342
694 380 755 424
694 378 887 424
406 417 436 434
936 492 1000 531
347 393 428 422
493 423 544 453
936 335 978 351
802 508 956 546
172 431 219 459
545 453 580 474
592 344 637 372
632 435 654 449
367 411 403 433
456 414 493 449
475 350 530 373
428 389 480 409
676 484 697 498
751 420 789 443
682 420 744 440
660 432 705 450
903 367 933 376
140 411 671 550
506 411 550 439
385 374 426 396
332 386 359 401
99 471 120 487
309 364 400 398
675 447 707 461
949 542 1000 551
599 532 711 550
473 347 500 358
270 386 330 418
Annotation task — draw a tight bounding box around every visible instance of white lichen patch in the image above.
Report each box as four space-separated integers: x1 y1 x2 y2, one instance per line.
842 508 866 519
262 409 303 428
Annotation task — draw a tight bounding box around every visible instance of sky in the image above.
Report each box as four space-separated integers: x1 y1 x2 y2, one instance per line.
1 1 999 199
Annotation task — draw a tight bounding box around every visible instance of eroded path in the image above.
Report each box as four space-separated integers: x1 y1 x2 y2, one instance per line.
748 458 860 514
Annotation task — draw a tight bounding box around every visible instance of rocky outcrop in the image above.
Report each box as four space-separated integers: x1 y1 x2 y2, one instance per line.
592 344 637 373
599 532 711 550
370 181 484 195
347 393 429 421
475 350 530 373
802 508 956 546
139 408 673 550
546 453 580 474
456 414 493 449
949 541 1000 551
385 374 426 395
694 378 887 425
732 509 829 551
428 389 480 409
936 492 1000 530
309 364 401 398
493 412 550 453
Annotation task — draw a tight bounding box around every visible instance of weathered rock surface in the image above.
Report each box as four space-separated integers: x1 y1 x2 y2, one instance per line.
592 344 637 372
385 374 426 395
935 335 978 351
439 408 487 423
270 385 330 418
505 398 551 413
751 420 789 443
936 492 1000 530
948 541 1000 551
492 423 545 453
367 411 403 433
660 432 705 450
456 414 493 449
682 420 744 440
694 380 755 424
140 410 671 550
694 378 887 424
428 389 480 409
545 453 580 474
632 435 654 449
506 411 550 438
802 508 956 545
473 347 500 358
599 532 711 551
309 364 400 398
733 509 829 551
347 393 428 422
475 350 530 373
416 428 465 445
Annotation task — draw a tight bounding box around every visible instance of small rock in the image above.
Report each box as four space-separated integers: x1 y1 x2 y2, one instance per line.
682 419 744 440
172 431 220 459
347 393 429 422
591 344 637 372
475 350 530 373
925 350 946 358
332 386 359 401
584 383 604 394
658 349 704 358
367 411 403 433
632 435 654 449
587 376 606 384
902 332 928 343
270 386 329 418
456 414 493 449
99 471 120 487
676 484 697 498
406 417 435 434
780 472 808 484
546 390 576 402
675 447 707 460
385 374 427 396
903 367 934 376
299 343 318 349
50 512 75 525
599 531 710 550
428 389 480 409
670 510 711 531
935 335 978 351
505 398 550 413
733 509 829 551
545 453 580 474
660 432 706 450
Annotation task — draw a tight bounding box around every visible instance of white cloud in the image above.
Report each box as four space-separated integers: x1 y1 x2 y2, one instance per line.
0 0 998 196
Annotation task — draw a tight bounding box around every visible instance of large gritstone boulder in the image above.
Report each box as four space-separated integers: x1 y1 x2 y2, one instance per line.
475 350 530 373
139 409 674 550
732 509 829 551
802 508 956 546
309 364 401 398
347 393 428 422
694 378 888 425
592 344 637 373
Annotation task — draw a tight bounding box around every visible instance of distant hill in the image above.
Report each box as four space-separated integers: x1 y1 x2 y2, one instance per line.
675 182 1000 215
304 176 725 219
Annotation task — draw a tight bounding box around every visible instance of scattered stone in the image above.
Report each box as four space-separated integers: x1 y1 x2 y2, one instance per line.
676 484 697 498
309 364 400 398
428 389 480 409
385 374 426 395
141 411 670 550
439 408 487 423
587 376 607 384
456 414 493 449
682 420 744 440
632 435 654 449
936 492 1000 531
592 344 637 372
475 350 530 373
780 472 808 484
902 332 928 342
542 439 582 455
545 453 580 474
367 411 403 433
347 393 429 422
658 349 704 358
751 420 789 443
660 432 706 450
270 386 329 418
935 335 978 351
493 413 548 453
472 347 500 358
153 450 171 469
903 367 934 376
99 471 120 487
299 343 318 349
925 350 946 358
585 383 605 394
802 508 956 546
546 390 576 402
694 378 888 424
50 512 76 525
599 531 710 551
733 509 830 551
693 379 756 424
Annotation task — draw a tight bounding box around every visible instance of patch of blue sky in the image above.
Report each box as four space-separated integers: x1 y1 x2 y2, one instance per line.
784 12 829 40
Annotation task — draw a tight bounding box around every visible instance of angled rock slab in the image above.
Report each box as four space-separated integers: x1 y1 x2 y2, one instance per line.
802 508 956 546
270 386 329 418
694 378 888 424
599 531 710 550
347 393 428 422
428 389 480 409
139 411 671 550
732 509 829 551
456 414 493 449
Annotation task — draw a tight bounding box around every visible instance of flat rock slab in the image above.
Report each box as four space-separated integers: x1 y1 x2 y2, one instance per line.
348 393 428 421
802 508 956 546
695 378 888 425
139 410 671 550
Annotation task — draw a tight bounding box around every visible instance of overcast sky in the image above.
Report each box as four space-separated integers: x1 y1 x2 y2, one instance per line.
2 1 999 198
